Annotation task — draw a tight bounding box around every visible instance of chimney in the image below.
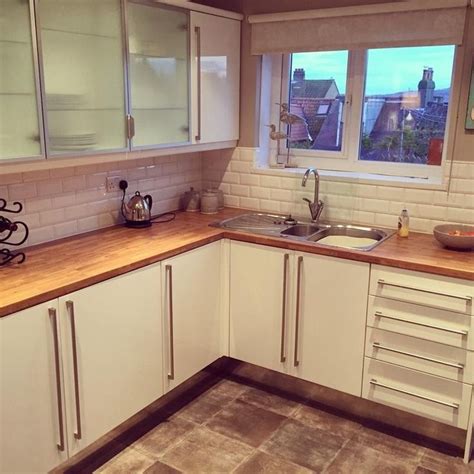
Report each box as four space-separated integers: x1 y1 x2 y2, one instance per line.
293 68 305 82
418 67 435 108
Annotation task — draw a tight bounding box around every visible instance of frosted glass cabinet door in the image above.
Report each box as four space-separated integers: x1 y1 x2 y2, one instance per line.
127 1 190 148
0 0 43 160
37 0 127 156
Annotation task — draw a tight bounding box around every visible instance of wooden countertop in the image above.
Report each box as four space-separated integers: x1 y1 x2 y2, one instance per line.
1 208 472 318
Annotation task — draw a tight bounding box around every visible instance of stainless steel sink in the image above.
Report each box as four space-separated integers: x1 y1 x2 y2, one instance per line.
280 224 321 238
306 224 392 251
212 213 394 251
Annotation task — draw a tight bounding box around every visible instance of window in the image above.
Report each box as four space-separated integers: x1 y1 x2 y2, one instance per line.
274 45 458 182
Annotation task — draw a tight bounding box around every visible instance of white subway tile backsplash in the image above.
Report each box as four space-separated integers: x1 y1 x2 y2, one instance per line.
9 182 37 200
202 147 474 234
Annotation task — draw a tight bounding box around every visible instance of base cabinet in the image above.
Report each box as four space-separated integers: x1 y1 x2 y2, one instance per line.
229 242 370 396
230 242 291 374
59 264 163 455
162 242 222 391
0 301 68 473
294 252 370 396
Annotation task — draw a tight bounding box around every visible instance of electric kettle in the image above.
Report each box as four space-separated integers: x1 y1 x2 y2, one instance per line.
122 191 153 228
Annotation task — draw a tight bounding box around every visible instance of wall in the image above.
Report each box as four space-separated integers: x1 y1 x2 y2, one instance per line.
196 0 474 162
202 147 474 232
0 153 201 247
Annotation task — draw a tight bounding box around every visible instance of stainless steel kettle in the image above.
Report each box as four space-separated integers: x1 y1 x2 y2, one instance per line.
123 191 153 228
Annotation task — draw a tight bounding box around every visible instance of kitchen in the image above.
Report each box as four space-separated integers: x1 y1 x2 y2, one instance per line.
0 0 473 472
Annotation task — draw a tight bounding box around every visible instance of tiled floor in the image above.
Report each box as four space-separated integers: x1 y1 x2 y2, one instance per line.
95 379 473 474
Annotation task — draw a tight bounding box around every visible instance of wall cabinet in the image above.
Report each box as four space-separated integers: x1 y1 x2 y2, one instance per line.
191 11 240 144
0 265 163 472
0 1 241 165
162 242 222 391
0 0 43 161
229 242 370 396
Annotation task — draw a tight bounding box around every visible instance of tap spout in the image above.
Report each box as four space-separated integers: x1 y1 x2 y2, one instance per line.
301 168 324 223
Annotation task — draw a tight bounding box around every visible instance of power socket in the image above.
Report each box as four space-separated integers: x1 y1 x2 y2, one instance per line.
106 176 123 193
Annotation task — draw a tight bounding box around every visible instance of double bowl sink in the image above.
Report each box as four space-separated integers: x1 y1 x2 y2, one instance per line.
213 213 395 251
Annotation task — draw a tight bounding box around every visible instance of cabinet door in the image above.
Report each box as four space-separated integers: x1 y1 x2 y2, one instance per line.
37 0 127 156
230 242 292 374
58 264 163 455
292 253 369 397
190 12 240 144
127 1 190 149
0 0 43 160
162 242 222 390
0 301 68 472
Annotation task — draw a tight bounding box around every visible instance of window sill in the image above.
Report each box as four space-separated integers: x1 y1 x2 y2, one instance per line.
252 164 448 190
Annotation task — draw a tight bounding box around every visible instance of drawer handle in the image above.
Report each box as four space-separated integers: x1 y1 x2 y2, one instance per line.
374 311 468 336
294 256 303 367
377 279 471 303
372 342 465 370
369 378 460 410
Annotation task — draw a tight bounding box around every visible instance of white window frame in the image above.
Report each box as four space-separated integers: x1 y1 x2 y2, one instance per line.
269 45 463 183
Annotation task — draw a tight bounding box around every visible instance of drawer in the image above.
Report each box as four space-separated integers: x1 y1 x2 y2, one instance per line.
370 265 473 315
363 358 472 429
367 296 473 350
365 327 473 383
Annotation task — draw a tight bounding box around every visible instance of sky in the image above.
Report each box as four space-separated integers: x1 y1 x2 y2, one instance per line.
291 45 455 96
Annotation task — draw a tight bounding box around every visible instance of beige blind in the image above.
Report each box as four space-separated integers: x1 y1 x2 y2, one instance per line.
250 5 467 55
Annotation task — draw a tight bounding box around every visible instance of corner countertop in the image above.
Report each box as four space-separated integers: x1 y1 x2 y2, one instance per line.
1 208 472 318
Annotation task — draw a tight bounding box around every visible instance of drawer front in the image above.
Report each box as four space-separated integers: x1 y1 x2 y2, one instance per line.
370 265 473 315
363 358 472 429
367 296 473 350
365 327 473 383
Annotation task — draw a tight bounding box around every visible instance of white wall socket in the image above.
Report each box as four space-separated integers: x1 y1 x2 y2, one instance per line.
106 176 122 193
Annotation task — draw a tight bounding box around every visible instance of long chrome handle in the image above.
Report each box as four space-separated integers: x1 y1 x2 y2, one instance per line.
66 301 82 440
370 378 460 409
280 254 289 363
194 26 202 142
294 256 303 367
166 265 175 380
372 342 464 370
374 311 468 336
126 114 135 139
49 308 65 452
377 279 471 302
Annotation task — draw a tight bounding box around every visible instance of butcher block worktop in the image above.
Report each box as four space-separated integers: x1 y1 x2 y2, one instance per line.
0 208 472 318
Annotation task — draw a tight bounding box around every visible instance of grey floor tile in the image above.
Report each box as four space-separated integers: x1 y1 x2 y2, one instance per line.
161 426 253 473
205 398 286 448
237 386 300 417
234 450 312 474
95 447 157 473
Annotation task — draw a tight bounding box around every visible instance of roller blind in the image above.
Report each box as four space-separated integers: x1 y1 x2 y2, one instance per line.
249 1 468 55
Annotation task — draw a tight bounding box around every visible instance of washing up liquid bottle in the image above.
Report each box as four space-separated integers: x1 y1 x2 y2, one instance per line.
398 208 410 238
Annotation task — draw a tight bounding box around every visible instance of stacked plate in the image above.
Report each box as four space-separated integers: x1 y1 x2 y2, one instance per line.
50 132 97 151
46 93 84 111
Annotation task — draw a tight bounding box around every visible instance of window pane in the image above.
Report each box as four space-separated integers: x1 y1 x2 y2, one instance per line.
288 51 348 152
360 45 455 165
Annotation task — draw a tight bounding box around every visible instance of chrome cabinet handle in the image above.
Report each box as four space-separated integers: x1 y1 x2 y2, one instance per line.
127 114 135 139
369 378 460 410
49 308 65 451
374 311 468 336
66 301 82 440
166 265 175 380
294 256 303 367
372 342 464 370
194 26 202 142
280 254 289 363
377 279 471 302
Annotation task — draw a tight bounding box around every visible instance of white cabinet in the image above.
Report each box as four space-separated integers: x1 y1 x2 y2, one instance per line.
293 253 370 396
58 264 163 455
229 242 370 396
190 11 240 144
1 265 163 472
0 301 68 473
230 242 291 374
162 242 222 391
